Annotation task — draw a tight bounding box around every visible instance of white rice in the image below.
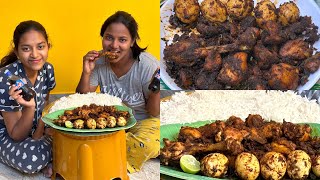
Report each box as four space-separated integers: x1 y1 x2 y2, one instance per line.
49 93 122 113
160 90 320 125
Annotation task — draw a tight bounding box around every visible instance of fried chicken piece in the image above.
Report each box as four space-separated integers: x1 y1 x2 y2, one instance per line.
245 114 265 128
260 121 283 139
225 116 246 129
279 39 313 61
239 16 257 32
195 27 260 55
246 76 267 90
261 21 284 45
196 17 232 38
163 37 205 66
99 112 110 119
99 51 119 60
280 16 320 43
160 138 243 166
194 71 222 90
199 120 226 143
217 52 248 86
78 109 91 119
237 27 260 50
222 127 250 142
203 50 222 72
267 63 299 90
179 68 193 88
282 121 312 142
178 126 202 143
247 127 267 144
270 138 296 155
303 52 320 74
253 41 280 69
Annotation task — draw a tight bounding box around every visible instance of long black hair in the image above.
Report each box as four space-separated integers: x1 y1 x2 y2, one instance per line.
0 20 49 68
100 11 147 60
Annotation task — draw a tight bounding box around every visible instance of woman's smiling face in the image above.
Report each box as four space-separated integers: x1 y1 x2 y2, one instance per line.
15 29 49 71
102 22 134 63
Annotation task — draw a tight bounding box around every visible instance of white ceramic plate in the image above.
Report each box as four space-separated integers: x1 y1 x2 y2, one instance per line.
160 0 320 90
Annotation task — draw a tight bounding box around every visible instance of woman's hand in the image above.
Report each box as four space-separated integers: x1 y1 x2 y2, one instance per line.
83 50 100 74
8 85 35 108
32 118 45 140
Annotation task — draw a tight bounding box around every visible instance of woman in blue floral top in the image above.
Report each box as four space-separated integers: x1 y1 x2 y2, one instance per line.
0 20 55 177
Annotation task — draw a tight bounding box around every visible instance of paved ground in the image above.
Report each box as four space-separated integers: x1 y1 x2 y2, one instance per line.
0 159 159 180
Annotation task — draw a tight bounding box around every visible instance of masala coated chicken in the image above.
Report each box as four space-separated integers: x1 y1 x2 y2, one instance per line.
160 114 315 167
164 27 260 68
217 52 248 86
279 39 313 61
99 51 119 60
53 104 130 129
164 0 320 90
266 63 299 90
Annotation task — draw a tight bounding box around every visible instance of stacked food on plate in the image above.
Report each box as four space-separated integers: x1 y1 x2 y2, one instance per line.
161 114 320 179
43 93 136 132
53 104 130 129
160 91 320 179
161 0 320 90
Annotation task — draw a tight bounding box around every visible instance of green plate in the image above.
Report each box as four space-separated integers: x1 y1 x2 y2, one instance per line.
42 105 137 133
160 120 320 180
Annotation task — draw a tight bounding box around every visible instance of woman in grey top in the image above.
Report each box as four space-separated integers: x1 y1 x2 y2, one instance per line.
76 11 160 173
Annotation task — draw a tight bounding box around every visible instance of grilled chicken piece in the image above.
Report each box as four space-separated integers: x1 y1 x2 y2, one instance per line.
270 138 296 155
160 138 243 166
261 21 284 45
99 51 119 60
279 39 313 61
303 52 320 74
282 121 312 142
267 63 299 90
178 126 202 143
253 41 280 70
217 52 248 86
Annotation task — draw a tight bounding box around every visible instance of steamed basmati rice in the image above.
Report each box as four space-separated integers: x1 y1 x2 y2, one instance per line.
49 93 122 113
160 90 320 125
